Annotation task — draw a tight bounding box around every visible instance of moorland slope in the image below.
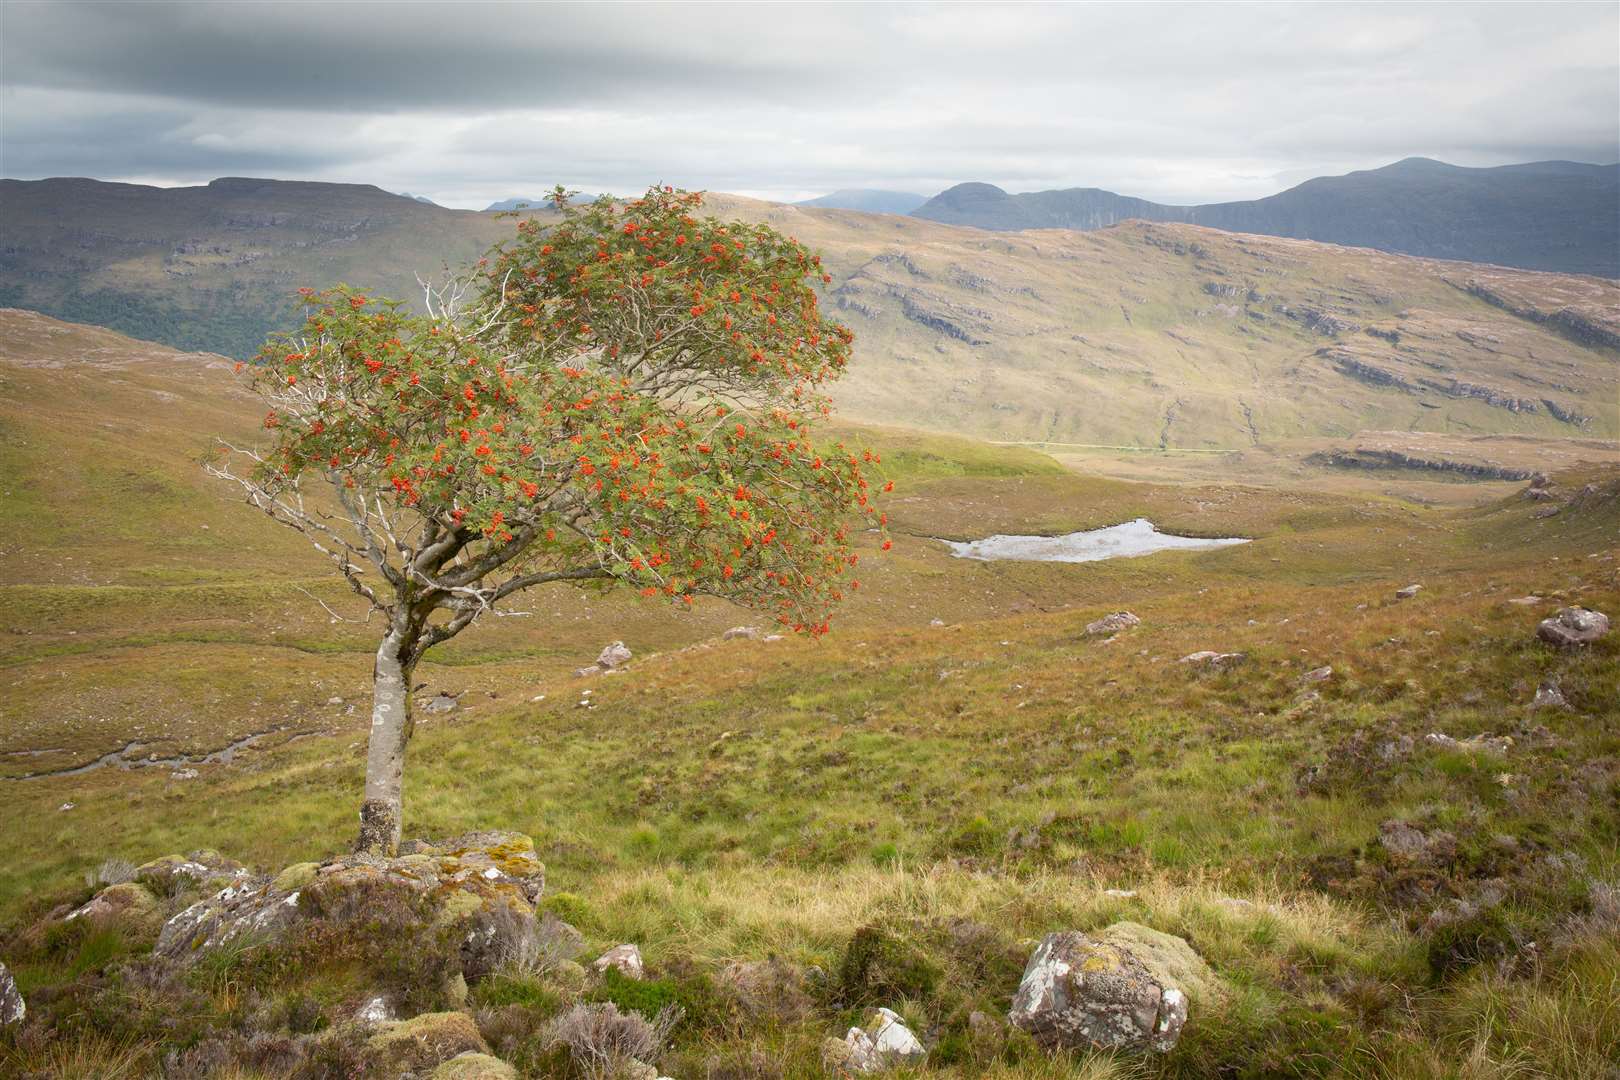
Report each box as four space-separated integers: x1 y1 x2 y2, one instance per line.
0 312 1616 1078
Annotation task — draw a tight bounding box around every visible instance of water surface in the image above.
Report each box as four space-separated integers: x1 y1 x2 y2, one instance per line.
942 518 1250 563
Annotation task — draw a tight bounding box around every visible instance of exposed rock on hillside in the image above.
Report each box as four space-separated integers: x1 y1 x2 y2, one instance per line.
0 960 23 1025
1537 607 1611 648
1085 611 1141 637
823 1007 927 1073
152 831 545 965
1008 922 1217 1053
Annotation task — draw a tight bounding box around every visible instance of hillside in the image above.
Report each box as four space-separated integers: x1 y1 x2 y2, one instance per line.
911 159 1620 277
2 178 1617 454
0 310 1616 1078
0 176 510 357
699 194 1620 449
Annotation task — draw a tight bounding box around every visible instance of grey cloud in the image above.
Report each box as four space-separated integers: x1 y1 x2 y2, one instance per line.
1 1 1614 206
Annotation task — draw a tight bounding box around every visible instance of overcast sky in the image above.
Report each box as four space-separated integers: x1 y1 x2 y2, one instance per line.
2 1 1616 208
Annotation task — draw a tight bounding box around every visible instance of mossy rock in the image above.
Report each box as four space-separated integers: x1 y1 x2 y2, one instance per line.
395 853 440 876
1098 921 1223 1002
72 882 163 939
429 1052 517 1080
434 888 491 927
271 862 320 893
366 1011 488 1074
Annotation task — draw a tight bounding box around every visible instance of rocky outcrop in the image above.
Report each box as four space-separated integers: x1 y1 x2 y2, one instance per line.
1417 377 1539 414
896 293 989 346
153 831 545 971
1008 922 1216 1053
0 960 23 1025
1458 280 1620 351
1326 352 1414 390
135 851 248 895
1541 399 1592 427
823 1007 926 1073
1537 607 1610 648
66 881 163 939
1282 305 1359 336
1312 449 1534 482
1085 611 1140 637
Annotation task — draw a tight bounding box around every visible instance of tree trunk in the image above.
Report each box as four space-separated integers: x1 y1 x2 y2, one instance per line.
356 626 416 856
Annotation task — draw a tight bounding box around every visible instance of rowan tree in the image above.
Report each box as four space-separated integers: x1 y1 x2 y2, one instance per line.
210 187 888 855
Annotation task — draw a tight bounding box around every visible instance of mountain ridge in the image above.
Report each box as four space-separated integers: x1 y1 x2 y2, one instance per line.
797 188 929 214
911 158 1620 277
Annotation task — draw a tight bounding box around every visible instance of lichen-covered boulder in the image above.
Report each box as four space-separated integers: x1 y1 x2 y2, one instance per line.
67 881 163 939
270 861 320 893
429 1051 518 1079
1537 606 1610 648
1009 923 1215 1053
156 874 300 958
366 1011 489 1075
428 830 546 904
0 960 24 1025
1096 923 1222 1003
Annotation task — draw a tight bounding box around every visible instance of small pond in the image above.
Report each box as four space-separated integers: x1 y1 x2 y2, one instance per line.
941 517 1250 563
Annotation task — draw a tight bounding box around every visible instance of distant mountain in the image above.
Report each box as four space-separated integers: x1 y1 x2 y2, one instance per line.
485 193 602 211
911 159 1620 277
797 189 929 215
398 192 438 206
0 176 509 357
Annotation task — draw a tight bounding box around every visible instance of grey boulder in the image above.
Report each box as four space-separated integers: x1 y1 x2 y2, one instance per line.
0 960 23 1025
1008 923 1215 1053
1537 607 1610 648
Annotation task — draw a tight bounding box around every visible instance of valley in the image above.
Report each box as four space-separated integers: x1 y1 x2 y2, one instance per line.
0 313 1615 1077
